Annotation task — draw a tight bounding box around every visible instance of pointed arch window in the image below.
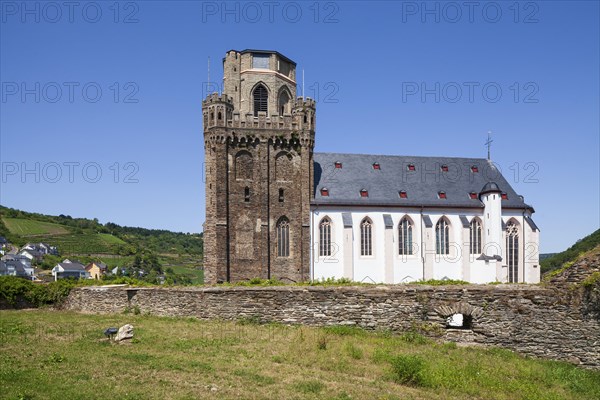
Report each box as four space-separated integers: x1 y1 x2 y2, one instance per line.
436 218 450 255
506 221 519 283
469 219 482 254
277 217 290 257
279 90 290 116
398 217 413 255
319 217 332 257
253 85 268 116
360 218 373 256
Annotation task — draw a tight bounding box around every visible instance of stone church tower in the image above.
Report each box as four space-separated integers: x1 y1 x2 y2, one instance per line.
202 49 315 284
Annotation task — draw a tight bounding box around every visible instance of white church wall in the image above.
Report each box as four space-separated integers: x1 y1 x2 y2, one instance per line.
469 259 497 283
309 205 539 284
351 211 386 284
390 212 422 283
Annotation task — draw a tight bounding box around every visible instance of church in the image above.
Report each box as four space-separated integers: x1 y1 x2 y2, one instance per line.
202 49 540 285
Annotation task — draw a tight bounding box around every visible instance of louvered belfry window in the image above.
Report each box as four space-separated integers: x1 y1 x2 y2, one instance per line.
253 85 268 116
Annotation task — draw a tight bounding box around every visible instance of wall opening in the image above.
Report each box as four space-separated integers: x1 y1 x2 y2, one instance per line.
446 313 473 329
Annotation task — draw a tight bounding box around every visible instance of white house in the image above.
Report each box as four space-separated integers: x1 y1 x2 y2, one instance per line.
52 260 89 281
18 249 43 262
2 254 32 270
310 154 540 284
0 260 34 279
22 242 58 256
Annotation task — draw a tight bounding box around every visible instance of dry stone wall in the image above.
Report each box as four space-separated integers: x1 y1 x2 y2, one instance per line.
65 279 600 369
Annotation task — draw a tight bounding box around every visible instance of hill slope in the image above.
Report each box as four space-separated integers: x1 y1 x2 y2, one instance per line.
0 205 204 283
541 229 600 274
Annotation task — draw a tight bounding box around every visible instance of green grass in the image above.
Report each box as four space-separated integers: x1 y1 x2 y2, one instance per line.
2 217 127 256
97 233 126 245
34 232 128 255
1 310 599 400
167 263 204 284
2 217 68 236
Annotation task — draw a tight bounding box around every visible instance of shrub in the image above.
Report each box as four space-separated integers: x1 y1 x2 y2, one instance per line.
309 277 358 286
414 279 469 286
389 354 426 386
0 276 102 307
0 276 34 305
581 272 600 288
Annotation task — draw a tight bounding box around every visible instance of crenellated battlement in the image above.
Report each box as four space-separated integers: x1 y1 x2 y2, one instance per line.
202 93 233 106
293 97 316 109
203 96 316 131
204 131 314 149
203 112 316 131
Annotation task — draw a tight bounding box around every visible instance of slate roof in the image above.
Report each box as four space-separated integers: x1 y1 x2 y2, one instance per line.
1 254 29 262
0 260 29 277
20 249 43 257
313 153 533 211
57 262 86 271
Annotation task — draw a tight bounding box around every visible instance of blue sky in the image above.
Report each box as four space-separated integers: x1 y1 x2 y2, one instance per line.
1 1 598 253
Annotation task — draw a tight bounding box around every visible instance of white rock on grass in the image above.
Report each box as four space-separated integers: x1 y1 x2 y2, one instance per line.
115 324 134 342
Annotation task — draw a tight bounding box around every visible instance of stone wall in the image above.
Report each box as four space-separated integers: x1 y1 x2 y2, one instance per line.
64 278 600 369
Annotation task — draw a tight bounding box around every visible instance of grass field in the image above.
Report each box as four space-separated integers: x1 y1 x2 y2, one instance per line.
165 263 204 284
1 310 598 400
2 217 68 236
97 233 127 245
3 217 126 255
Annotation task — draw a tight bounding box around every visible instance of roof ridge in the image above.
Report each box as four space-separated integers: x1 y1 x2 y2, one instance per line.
314 152 488 161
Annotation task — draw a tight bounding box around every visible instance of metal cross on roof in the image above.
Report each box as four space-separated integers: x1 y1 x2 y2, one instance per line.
485 131 493 160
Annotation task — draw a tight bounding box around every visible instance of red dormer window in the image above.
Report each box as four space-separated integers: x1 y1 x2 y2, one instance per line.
399 190 407 199
469 192 478 199
438 191 447 199
407 163 416 171
501 192 508 200
334 161 342 169
372 162 380 170
441 165 449 172
471 165 479 173
360 189 368 198
320 188 329 197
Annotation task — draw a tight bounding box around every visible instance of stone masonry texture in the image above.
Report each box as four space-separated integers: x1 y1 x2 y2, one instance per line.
64 254 600 369
202 50 314 284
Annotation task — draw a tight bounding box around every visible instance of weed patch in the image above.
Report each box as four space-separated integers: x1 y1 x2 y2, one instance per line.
389 354 426 386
